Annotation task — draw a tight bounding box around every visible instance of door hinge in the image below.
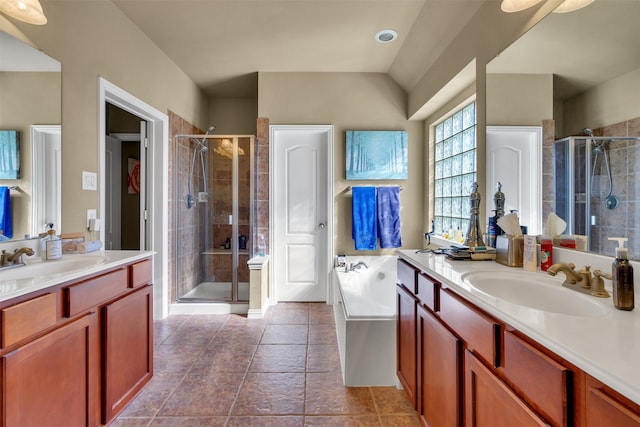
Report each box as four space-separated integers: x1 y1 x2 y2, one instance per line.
144 137 149 148
144 210 148 221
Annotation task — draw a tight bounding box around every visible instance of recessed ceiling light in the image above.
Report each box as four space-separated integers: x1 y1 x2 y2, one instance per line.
375 29 397 43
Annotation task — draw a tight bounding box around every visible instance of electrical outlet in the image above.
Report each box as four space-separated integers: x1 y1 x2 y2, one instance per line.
87 209 97 228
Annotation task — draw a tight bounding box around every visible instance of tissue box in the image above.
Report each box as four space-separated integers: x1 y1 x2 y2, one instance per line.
496 235 524 267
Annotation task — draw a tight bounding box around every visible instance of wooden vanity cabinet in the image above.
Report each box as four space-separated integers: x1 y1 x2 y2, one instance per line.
417 303 462 427
466 350 549 427
102 283 153 425
0 256 153 427
397 282 418 407
585 376 640 426
1 313 99 427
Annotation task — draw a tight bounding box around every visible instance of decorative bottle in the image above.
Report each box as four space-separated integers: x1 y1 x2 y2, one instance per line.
41 228 62 261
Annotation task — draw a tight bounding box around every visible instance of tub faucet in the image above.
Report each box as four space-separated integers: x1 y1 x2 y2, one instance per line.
0 247 35 268
349 261 369 272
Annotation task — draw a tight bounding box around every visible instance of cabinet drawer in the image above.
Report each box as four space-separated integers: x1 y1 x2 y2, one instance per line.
129 259 152 288
1 293 57 348
64 268 128 317
417 273 438 311
504 331 570 426
439 288 500 366
397 259 417 294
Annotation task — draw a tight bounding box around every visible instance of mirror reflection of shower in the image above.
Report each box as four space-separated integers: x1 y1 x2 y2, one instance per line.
186 126 215 209
583 128 619 210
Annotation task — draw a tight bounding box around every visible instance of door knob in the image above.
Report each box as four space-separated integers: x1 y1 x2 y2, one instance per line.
318 223 326 229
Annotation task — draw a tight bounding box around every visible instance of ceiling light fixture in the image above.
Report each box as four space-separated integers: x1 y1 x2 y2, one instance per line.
500 0 595 13
0 0 47 25
375 29 397 44
552 0 595 13
500 0 544 13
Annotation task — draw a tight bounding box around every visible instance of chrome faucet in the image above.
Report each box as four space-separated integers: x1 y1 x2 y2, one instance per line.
0 247 35 268
547 262 610 298
349 261 369 272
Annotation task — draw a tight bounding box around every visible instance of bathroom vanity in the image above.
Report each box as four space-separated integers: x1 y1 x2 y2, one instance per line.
396 250 640 427
0 251 153 426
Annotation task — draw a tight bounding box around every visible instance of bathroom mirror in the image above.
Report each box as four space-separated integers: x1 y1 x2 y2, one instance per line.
0 30 62 241
485 1 640 260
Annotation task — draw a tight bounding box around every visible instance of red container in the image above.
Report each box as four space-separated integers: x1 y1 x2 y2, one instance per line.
540 236 553 271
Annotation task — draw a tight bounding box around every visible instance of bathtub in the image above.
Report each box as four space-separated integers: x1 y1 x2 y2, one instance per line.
332 255 398 387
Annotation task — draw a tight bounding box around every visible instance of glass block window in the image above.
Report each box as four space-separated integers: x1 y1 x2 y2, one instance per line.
434 102 476 237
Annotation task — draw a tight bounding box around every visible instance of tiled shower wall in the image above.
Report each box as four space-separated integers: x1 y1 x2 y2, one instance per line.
169 111 206 302
168 112 270 303
544 117 640 259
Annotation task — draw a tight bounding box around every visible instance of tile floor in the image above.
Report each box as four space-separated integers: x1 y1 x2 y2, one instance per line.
113 302 420 427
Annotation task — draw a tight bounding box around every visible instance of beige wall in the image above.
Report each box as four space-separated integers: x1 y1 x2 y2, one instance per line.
258 72 424 254
563 68 640 136
209 98 258 135
14 0 209 235
486 74 553 126
0 72 61 238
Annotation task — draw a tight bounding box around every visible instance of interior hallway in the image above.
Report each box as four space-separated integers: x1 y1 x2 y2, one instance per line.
113 303 419 426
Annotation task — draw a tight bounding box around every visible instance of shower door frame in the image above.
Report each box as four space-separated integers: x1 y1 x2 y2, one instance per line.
173 134 255 303
553 136 593 237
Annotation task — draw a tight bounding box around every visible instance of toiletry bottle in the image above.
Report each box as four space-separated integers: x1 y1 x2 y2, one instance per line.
257 234 266 256
608 237 634 311
488 210 498 248
239 234 247 250
41 228 62 261
540 235 553 271
225 237 231 250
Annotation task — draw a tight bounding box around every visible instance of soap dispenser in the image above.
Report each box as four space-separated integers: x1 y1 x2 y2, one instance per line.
608 237 634 311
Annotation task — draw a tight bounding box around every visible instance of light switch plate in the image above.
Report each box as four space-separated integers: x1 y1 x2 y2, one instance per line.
82 171 97 191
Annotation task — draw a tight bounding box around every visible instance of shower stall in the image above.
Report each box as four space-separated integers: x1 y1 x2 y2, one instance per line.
553 135 639 255
174 133 255 303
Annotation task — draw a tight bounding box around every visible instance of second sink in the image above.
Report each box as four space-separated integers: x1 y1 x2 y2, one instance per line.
461 270 608 317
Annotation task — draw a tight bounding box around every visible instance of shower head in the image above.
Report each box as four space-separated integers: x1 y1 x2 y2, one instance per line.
191 126 216 152
583 128 594 137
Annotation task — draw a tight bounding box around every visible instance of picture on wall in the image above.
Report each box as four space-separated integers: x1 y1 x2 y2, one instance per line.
0 130 20 180
346 130 407 180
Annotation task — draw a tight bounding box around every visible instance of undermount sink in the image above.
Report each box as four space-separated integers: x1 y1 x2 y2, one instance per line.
460 270 608 317
0 255 106 281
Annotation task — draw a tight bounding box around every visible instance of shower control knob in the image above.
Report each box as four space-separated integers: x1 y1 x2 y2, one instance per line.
318 223 326 229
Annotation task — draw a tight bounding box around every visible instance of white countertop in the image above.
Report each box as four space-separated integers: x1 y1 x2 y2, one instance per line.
0 250 154 303
397 249 640 406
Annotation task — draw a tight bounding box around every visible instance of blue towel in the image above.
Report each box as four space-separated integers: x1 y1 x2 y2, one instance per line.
352 186 377 250
377 186 402 248
0 186 12 239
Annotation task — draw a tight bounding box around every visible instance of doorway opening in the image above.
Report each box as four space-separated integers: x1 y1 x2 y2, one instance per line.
99 77 169 318
104 103 146 250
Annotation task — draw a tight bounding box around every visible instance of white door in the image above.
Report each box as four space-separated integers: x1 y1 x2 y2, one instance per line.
271 125 333 302
486 126 542 235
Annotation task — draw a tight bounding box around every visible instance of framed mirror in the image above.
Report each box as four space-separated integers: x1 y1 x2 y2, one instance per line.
0 30 61 241
486 1 640 260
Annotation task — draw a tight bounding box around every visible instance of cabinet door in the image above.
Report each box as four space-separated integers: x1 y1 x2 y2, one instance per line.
418 304 461 427
465 351 549 427
586 377 640 426
397 284 417 408
1 313 98 427
102 284 153 424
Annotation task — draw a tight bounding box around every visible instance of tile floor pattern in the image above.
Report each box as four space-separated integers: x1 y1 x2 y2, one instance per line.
113 303 420 427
